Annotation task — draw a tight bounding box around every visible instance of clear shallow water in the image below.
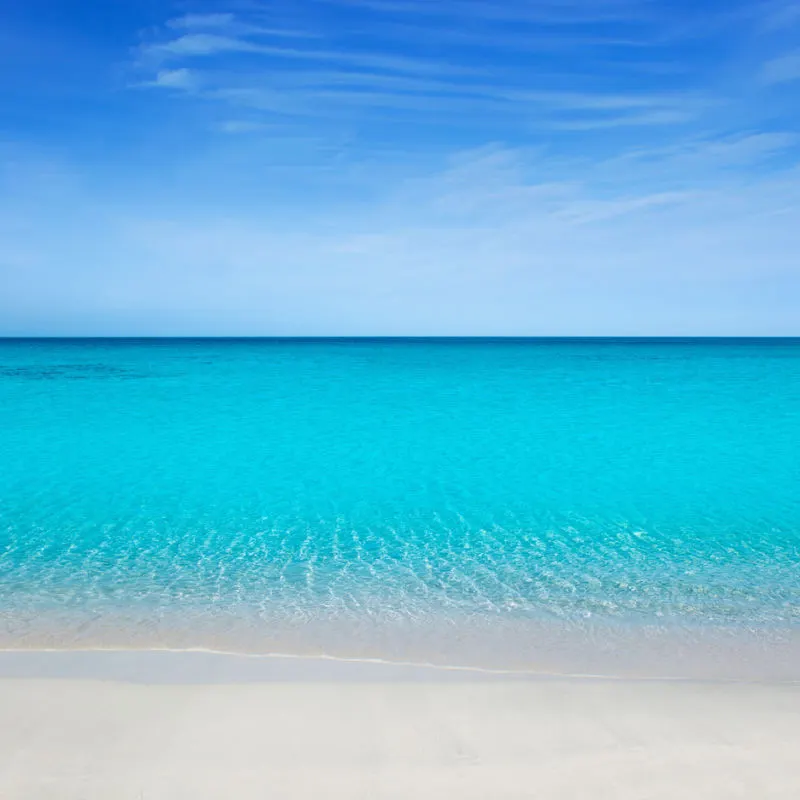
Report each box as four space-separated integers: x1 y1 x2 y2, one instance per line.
1 339 799 674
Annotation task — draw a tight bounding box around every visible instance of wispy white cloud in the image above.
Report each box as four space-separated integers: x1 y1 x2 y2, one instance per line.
183 79 703 128
546 109 696 129
553 189 695 223
132 4 719 136
166 12 319 39
135 42 705 129
141 32 479 76
208 87 300 115
3 135 799 335
5 1 800 335
367 20 659 51
142 68 197 90
615 132 799 168
202 69 695 110
757 0 800 31
168 13 236 30
145 33 264 58
518 90 693 111
217 120 273 134
761 50 800 84
320 0 653 25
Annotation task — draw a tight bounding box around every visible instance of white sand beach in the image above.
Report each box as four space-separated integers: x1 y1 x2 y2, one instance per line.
1 651 798 799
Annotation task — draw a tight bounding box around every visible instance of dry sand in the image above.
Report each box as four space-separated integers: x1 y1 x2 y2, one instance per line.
0 651 798 799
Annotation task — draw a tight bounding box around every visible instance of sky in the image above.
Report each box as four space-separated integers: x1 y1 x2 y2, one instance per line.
1 0 799 335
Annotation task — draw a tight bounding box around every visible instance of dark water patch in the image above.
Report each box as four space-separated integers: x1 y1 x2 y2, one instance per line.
0 363 152 381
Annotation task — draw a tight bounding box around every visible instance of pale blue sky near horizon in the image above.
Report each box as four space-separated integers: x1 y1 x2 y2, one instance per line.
1 0 799 336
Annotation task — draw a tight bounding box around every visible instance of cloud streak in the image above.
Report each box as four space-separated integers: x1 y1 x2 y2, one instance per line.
142 68 197 90
131 0 767 146
141 32 480 76
4 0 800 334
3 140 798 336
318 0 654 25
134 9 709 130
761 51 800 84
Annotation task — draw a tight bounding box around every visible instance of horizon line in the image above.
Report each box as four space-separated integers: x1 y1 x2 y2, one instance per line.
1 335 799 342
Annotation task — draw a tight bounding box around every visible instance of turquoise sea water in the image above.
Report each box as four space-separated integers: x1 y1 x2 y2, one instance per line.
1 339 799 673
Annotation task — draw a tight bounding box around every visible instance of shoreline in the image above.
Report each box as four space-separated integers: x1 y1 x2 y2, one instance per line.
2 649 799 799
1 646 799 685
2 612 799 682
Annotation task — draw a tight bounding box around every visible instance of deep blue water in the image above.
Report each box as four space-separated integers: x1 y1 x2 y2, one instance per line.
1 339 799 667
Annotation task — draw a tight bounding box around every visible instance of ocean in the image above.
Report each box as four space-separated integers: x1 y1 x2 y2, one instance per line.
1 338 799 676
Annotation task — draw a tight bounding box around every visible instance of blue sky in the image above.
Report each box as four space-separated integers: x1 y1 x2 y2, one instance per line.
1 0 799 335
